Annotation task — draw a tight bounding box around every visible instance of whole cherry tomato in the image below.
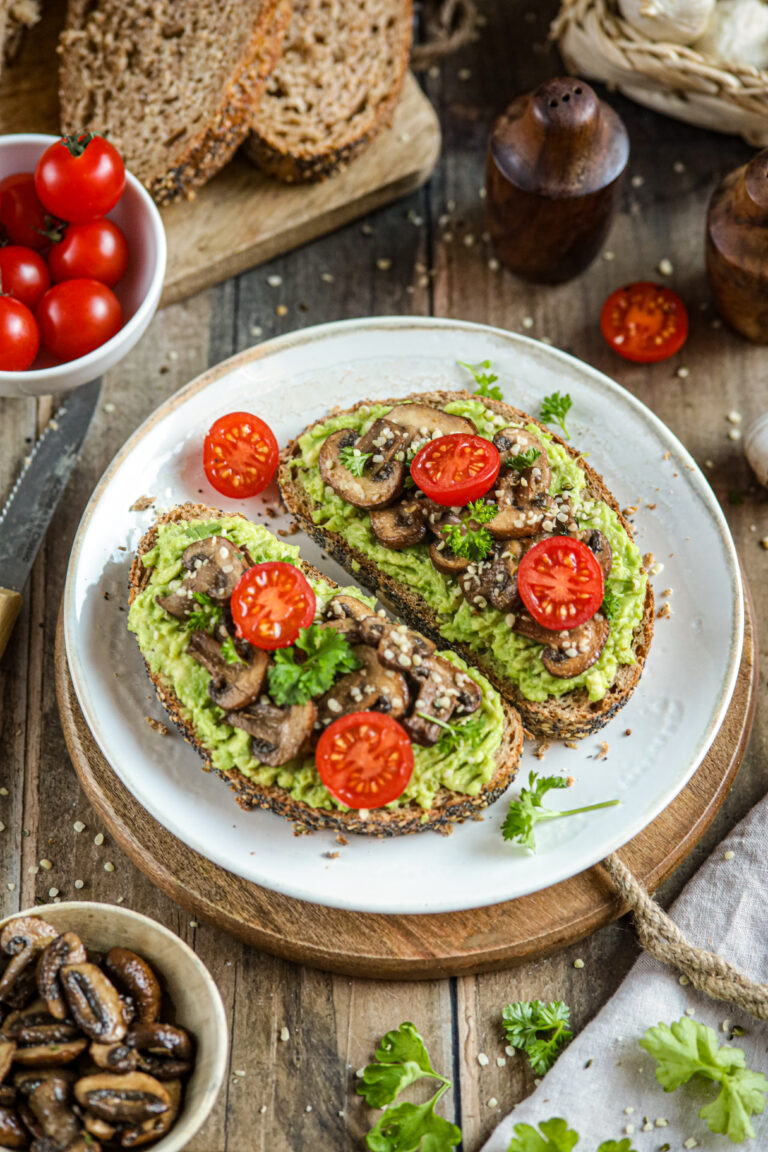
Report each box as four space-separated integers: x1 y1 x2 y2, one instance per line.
48 219 129 287
0 297 39 371
36 279 122 362
0 174 49 250
35 134 126 223
203 412 279 499
316 712 414 809
0 246 51 310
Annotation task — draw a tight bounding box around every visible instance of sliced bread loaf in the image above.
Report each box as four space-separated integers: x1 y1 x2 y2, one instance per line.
245 0 413 183
58 0 290 204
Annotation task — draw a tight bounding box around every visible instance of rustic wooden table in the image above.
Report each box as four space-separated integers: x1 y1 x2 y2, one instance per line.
1 2 766 1149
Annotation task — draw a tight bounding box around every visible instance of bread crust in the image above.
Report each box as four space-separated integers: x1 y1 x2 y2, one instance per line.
278 390 655 740
129 502 523 836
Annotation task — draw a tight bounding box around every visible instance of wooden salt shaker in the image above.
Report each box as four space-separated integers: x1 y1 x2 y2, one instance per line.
707 149 768 343
486 78 629 283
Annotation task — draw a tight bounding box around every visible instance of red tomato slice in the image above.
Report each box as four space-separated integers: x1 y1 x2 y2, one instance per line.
316 712 414 809
231 562 316 650
411 433 500 507
203 412 279 499
600 282 688 363
517 536 604 631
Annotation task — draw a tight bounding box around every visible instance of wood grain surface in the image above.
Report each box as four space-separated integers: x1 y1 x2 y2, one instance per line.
2 1 767 1148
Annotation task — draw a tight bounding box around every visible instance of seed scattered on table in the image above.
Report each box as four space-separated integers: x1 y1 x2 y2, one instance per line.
74 879 84 889
496 1056 506 1067
573 958 585 969
724 850 735 860
728 428 742 441
522 316 534 329
6 883 14 892
94 832 104 845
104 861 115 872
276 304 288 317
267 275 282 287
376 258 392 272
658 258 673 276
39 859 53 870
477 1052 489 1066
280 1026 290 1042
488 1097 498 1108
73 821 85 833
678 975 690 985
676 366 689 379
48 887 59 898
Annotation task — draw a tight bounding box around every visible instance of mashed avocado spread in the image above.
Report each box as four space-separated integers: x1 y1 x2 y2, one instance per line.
128 516 505 813
291 398 647 703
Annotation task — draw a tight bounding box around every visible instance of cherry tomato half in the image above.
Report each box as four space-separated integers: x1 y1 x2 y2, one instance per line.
35 134 126 223
0 246 51 310
203 412 279 499
600 282 688 364
231 561 316 650
517 536 604 631
48 219 129 287
36 279 122 362
0 174 49 250
411 433 500 507
316 712 414 809
0 297 39 371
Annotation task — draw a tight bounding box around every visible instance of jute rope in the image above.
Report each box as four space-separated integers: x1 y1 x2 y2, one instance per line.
603 853 768 1020
411 0 477 70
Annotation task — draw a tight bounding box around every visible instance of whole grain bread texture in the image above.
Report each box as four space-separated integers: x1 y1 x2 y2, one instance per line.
245 0 412 182
129 502 523 836
59 0 290 204
279 390 655 741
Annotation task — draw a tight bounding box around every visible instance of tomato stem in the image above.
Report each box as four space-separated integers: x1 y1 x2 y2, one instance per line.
60 132 96 158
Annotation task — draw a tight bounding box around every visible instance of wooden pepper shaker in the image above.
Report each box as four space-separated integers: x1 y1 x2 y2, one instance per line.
707 149 768 342
485 78 629 284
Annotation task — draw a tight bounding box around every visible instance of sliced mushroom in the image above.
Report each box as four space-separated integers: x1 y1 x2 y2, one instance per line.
125 1024 193 1080
361 619 435 672
187 631 269 711
355 417 410 464
120 1078 181 1148
12 1037 87 1066
513 614 610 678
28 1077 81 1150
226 701 317 767
486 472 549 540
90 1041 140 1075
429 538 470 576
0 921 58 959
370 497 429 549
493 427 551 502
84 1111 117 1142
385 403 476 445
319 429 405 510
12 1019 80 1047
459 545 522 615
156 536 248 618
0 1084 15 1108
317 646 409 727
0 1104 27 1149
403 656 481 746
74 1073 170 1125
581 528 613 578
37 934 87 1022
325 595 373 622
0 1040 14 1084
14 1069 76 1095
103 951 161 1028
60 965 126 1044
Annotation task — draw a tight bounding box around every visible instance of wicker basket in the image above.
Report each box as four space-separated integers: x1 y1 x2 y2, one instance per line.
552 0 768 147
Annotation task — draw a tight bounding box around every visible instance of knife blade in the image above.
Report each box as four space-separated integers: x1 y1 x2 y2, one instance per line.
0 377 101 658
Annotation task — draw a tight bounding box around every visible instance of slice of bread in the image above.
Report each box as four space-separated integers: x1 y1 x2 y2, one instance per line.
129 503 523 837
244 0 412 183
279 391 655 741
59 0 290 204
2 0 40 64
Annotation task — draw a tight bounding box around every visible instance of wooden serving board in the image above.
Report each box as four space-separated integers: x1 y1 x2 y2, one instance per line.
0 2 441 307
54 591 757 980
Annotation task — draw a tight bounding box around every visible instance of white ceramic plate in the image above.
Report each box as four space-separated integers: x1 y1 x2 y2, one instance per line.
63 318 743 915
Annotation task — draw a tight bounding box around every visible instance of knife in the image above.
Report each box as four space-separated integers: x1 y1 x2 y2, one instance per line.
0 377 102 660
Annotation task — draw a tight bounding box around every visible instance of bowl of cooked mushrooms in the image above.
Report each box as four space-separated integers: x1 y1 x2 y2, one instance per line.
0 902 227 1151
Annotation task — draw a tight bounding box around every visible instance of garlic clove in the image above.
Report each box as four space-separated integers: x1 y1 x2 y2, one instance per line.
619 0 715 44
745 412 768 488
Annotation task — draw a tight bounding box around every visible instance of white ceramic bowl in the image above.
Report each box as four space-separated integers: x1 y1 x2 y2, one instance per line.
0 901 227 1151
0 134 166 399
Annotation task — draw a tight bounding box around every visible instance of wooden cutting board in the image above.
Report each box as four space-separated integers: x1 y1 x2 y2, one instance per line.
0 2 441 307
54 591 757 980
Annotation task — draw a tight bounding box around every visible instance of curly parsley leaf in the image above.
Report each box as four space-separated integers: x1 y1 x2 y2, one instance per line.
186 591 223 635
506 447 541 471
367 1099 460 1152
502 772 619 853
506 1117 580 1152
441 500 498 562
427 712 486 754
267 624 361 706
339 444 373 477
640 1017 768 1142
221 636 244 665
539 391 573 440
600 586 620 623
502 1000 573 1075
458 358 504 402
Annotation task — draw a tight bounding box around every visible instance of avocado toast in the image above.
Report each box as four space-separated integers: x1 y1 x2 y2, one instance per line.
279 390 654 740
128 503 523 836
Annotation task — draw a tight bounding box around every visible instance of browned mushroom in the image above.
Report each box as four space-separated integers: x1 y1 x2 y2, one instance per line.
317 646 409 727
12 1037 88 1066
186 631 269 711
104 950 161 1027
11 1017 81 1047
384 404 476 444
355 417 411 463
13 1068 77 1095
27 1077 81 1150
493 427 551 500
0 1085 15 1108
74 1072 170 1125
360 618 435 670
120 1078 181 1148
60 965 126 1044
0 1039 15 1083
581 528 613 577
429 538 470 576
0 1104 27 1149
459 545 521 615
0 920 58 1011
325 595 373 622
225 701 317 766
90 1040 140 1075
403 656 481 746
125 1023 193 1080
370 497 429 549
156 536 248 618
319 429 405 509
84 1111 117 1142
513 613 610 677
37 933 87 1021
0 920 58 959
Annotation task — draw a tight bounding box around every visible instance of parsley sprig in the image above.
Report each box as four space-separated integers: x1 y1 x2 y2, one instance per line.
418 711 486 753
539 391 573 440
359 1022 461 1151
600 586 620 623
502 773 619 852
458 359 504 401
339 444 373 477
441 500 498 562
268 624 361 707
640 1017 768 1142
506 446 540 471
502 1000 573 1075
221 636 244 665
507 1120 636 1152
186 591 223 634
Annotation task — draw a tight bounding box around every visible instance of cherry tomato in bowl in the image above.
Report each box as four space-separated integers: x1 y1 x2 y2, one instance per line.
316 712 414 809
36 279 123 362
35 134 126 223
0 297 39 371
411 433 500 507
231 561 316 650
48 219 129 287
203 412 279 499
600 282 688 363
518 536 604 630
0 246 51 310
0 174 49 250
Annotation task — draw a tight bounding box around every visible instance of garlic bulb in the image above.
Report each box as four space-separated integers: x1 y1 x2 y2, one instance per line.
692 0 768 70
745 412 768 488
618 0 715 43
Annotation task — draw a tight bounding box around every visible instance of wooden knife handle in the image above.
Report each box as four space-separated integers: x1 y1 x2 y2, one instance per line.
0 587 22 660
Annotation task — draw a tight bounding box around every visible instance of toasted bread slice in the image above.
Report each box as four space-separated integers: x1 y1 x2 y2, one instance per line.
279 391 655 740
129 503 523 836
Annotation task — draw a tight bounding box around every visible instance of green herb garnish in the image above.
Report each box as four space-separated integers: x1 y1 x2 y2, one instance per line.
441 500 498 562
600 586 620 623
339 444 373 476
458 358 504 401
502 772 620 852
502 1000 573 1075
186 591 223 634
506 447 541 471
507 1121 635 1152
268 624 361 706
221 636 244 665
539 391 573 439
